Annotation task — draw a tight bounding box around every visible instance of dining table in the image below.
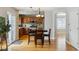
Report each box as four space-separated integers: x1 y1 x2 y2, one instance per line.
28 29 48 45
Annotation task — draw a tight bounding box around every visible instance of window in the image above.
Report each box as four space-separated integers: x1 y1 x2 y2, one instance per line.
56 12 66 29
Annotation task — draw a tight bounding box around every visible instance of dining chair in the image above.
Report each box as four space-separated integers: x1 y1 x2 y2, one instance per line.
19 27 27 39
44 29 51 45
35 30 44 47
28 29 35 44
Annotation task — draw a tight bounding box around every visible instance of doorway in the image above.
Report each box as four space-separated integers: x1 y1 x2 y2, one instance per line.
55 12 67 50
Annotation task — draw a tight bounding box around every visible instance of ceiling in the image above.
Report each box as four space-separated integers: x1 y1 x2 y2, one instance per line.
15 7 54 15
15 7 79 15
15 7 54 11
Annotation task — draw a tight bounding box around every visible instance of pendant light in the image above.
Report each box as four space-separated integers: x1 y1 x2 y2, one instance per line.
36 8 44 17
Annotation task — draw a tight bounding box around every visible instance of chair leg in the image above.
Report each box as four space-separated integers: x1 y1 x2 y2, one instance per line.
42 38 44 48
35 39 37 47
49 36 50 45
28 35 30 45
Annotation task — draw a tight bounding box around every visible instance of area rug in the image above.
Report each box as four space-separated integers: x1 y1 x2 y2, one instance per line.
13 40 22 45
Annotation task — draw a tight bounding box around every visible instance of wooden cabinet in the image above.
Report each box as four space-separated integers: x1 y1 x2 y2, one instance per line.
23 17 31 23
19 16 44 24
19 16 44 30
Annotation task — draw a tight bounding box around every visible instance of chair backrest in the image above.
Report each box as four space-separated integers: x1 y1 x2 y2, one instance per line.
35 30 44 39
28 29 36 35
19 28 27 35
49 29 51 36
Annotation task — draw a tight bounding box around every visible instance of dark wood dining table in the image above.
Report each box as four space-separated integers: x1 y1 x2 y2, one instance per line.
28 29 48 45
28 29 47 33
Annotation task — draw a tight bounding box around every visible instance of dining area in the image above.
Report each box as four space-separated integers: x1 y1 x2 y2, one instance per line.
2 7 77 51
28 28 51 48
8 27 55 51
8 26 76 51
18 14 52 48
8 7 77 51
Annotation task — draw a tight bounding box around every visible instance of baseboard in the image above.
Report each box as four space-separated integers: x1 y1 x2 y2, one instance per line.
66 41 78 51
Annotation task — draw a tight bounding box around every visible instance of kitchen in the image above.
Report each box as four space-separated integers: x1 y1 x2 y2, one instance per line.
19 14 44 39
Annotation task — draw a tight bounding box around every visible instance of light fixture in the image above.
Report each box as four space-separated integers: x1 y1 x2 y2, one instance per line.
36 8 44 17
30 7 44 17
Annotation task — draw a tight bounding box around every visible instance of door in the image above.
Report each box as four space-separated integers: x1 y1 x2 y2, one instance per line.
11 16 16 42
7 13 13 45
7 12 16 45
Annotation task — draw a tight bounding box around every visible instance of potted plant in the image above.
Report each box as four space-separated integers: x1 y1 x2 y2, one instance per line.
0 16 10 50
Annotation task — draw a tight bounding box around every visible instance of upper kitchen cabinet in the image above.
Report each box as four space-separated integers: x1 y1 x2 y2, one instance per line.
19 15 44 29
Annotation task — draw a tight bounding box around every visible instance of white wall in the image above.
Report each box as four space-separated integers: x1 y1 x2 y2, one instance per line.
67 8 79 50
0 7 18 17
44 10 53 39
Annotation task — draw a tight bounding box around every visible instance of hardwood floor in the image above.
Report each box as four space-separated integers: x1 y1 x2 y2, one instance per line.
7 35 77 51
